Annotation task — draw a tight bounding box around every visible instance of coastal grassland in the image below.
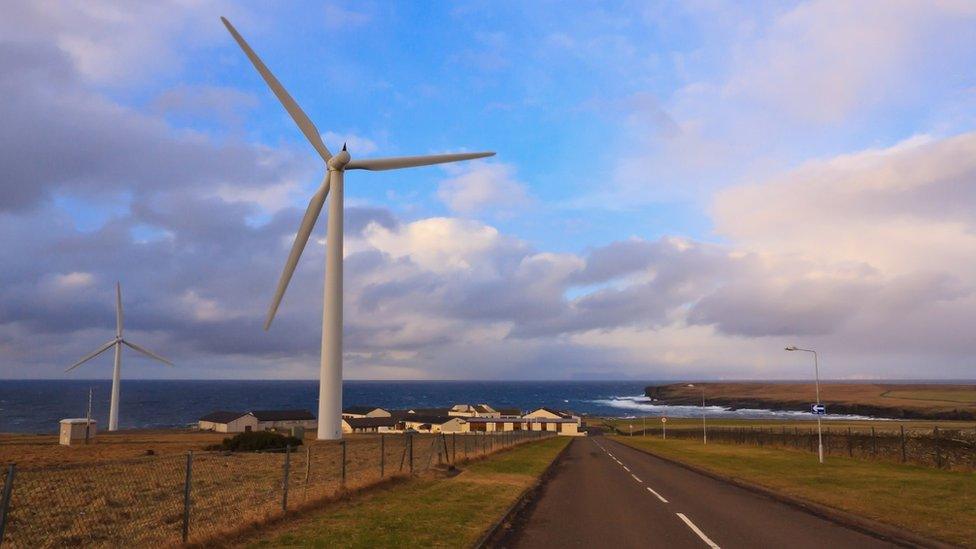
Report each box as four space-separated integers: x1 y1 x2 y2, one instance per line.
645 382 976 419
243 436 570 548
0 429 228 467
610 435 976 548
600 416 976 434
882 388 976 404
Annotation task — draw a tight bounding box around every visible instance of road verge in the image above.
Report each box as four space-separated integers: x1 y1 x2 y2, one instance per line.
610 437 959 549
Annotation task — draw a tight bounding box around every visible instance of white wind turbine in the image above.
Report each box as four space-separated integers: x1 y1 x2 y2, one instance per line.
66 283 174 431
221 17 495 440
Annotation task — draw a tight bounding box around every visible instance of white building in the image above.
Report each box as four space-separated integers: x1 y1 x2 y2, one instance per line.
198 410 317 433
59 418 97 445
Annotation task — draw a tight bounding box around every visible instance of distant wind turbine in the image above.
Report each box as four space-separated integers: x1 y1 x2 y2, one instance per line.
221 17 495 440
66 283 173 431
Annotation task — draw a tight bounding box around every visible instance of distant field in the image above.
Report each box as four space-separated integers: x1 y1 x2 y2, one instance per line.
882 388 976 404
597 417 976 434
610 436 976 548
645 382 976 420
0 429 227 468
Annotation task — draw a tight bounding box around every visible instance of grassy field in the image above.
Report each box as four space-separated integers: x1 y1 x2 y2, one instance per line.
609 435 976 548
0 429 228 467
598 416 976 434
243 436 570 548
883 388 976 404
646 382 976 419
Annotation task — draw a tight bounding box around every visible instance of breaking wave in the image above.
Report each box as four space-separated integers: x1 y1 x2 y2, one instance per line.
591 395 882 421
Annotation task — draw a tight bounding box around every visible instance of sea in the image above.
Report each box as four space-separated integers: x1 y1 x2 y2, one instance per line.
0 379 925 434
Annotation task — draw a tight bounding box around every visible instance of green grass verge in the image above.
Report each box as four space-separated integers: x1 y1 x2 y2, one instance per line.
609 435 976 548
246 437 570 548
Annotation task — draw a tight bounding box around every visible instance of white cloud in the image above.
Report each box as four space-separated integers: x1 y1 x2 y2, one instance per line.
51 272 95 290
436 163 530 215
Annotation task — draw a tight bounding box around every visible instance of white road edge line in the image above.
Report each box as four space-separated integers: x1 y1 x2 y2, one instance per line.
646 486 669 503
631 474 643 483
676 512 720 549
622 466 630 472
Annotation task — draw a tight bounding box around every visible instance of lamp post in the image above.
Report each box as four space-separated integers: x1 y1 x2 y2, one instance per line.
687 384 706 444
785 346 824 464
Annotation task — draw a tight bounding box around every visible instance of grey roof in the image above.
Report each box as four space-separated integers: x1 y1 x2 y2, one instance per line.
343 406 382 415
251 410 315 421
497 408 522 416
199 410 247 423
538 407 573 418
344 417 397 429
408 407 452 416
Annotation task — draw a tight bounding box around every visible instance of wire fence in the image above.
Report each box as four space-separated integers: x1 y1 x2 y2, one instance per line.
610 423 976 471
0 430 555 548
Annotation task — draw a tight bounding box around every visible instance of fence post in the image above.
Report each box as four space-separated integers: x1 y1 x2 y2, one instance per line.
182 452 192 544
0 464 16 545
282 445 291 512
340 440 347 488
304 445 311 501
408 434 414 475
452 433 457 463
900 425 907 463
847 427 853 457
871 427 877 457
380 434 385 478
934 427 942 469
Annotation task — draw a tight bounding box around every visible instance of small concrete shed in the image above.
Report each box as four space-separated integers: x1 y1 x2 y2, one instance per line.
59 418 97 445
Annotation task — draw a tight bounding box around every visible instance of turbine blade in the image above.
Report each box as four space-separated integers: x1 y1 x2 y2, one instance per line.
66 340 117 372
220 17 332 163
122 340 174 366
265 172 331 330
346 151 495 171
116 282 123 338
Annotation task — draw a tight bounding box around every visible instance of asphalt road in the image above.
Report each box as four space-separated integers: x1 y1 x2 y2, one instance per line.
510 435 898 549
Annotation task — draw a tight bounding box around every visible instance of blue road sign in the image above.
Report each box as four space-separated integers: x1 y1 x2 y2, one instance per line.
812 404 826 415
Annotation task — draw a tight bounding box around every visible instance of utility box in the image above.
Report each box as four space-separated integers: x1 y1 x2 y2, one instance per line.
290 426 305 439
59 418 97 446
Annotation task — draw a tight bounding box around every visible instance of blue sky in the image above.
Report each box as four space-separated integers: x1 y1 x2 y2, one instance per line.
2 1 976 380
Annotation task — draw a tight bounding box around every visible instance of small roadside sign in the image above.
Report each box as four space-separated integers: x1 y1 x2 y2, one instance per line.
812 404 826 415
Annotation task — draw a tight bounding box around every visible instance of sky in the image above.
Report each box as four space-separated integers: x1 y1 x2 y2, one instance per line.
2 0 976 381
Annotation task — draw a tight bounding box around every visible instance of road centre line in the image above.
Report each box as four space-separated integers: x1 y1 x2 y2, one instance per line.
676 512 720 549
631 473 643 483
646 486 669 503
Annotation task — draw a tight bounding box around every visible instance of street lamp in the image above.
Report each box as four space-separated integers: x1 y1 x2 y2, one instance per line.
785 345 824 464
686 384 706 444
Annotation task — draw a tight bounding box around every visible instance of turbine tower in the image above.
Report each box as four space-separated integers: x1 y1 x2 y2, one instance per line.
221 18 495 440
66 283 174 431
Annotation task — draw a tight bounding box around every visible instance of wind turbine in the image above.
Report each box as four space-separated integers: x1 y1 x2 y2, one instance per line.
66 283 174 431
221 17 495 440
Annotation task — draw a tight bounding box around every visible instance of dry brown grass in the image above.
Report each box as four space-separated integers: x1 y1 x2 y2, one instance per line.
0 429 227 468
0 430 547 548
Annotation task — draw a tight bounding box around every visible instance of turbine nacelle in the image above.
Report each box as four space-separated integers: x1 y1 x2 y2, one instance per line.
328 149 351 170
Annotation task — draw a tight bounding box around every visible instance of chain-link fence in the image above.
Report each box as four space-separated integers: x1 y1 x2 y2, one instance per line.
610 423 976 471
0 430 555 547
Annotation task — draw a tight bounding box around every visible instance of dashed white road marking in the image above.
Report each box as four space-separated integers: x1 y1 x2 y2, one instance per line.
622 465 631 472
676 513 720 549
631 474 643 483
646 486 669 503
